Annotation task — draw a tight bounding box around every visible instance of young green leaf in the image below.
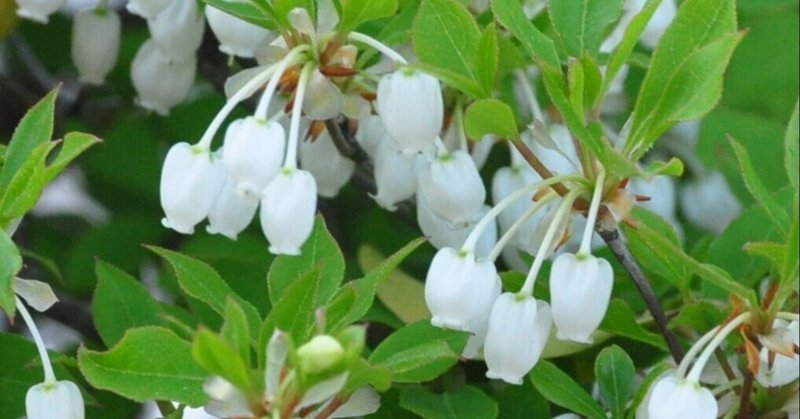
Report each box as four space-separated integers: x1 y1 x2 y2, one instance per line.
369 320 468 383
0 142 56 221
338 0 399 34
0 229 21 317
192 329 253 392
464 98 519 139
491 0 561 71
93 260 164 347
785 102 799 192
220 298 252 363
496 379 551 418
729 137 790 232
412 0 483 97
743 241 785 268
626 0 741 160
530 360 606 419
268 215 344 305
549 0 624 58
0 88 57 192
42 132 102 183
78 327 208 406
476 23 499 97
595 345 636 419
399 385 498 419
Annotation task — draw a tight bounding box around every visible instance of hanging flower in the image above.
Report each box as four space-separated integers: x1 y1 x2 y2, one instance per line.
260 168 318 255
377 69 443 153
71 7 121 85
549 253 614 343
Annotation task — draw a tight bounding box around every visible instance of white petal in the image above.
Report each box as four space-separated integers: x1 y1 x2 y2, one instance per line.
299 131 355 198
303 69 344 120
16 0 65 23
206 172 259 240
417 150 486 226
71 8 121 85
26 380 85 419
484 293 546 385
260 169 317 255
647 376 717 419
377 70 443 153
549 253 614 343
223 117 286 200
330 387 380 418
206 6 273 58
147 0 204 59
131 39 196 115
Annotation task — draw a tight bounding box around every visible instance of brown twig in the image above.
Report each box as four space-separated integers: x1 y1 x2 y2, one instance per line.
737 371 755 419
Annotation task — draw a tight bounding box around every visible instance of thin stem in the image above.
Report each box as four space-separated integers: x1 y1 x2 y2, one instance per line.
453 100 468 152
489 192 557 262
578 170 605 255
461 175 583 252
520 189 582 296
514 70 545 123
198 64 279 148
15 297 56 384
736 371 755 419
255 45 311 120
600 227 685 363
776 312 800 322
283 62 315 169
676 326 720 378
687 312 752 382
348 32 408 64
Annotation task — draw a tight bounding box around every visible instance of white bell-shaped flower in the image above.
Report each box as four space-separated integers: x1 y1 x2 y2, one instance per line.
206 171 259 240
371 136 430 211
354 115 385 158
461 275 502 359
417 150 486 226
16 0 65 23
160 143 225 234
206 6 272 58
71 8 121 85
680 171 741 235
647 375 717 419
260 168 317 255
26 380 85 419
417 201 496 258
126 0 170 19
424 247 500 332
131 39 196 115
147 0 204 59
222 116 286 202
299 131 355 198
755 320 800 387
377 69 443 153
483 293 552 385
549 253 613 343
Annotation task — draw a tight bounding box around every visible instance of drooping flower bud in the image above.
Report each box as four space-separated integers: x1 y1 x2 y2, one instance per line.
549 253 613 343
71 8 121 86
417 150 486 226
131 39 197 115
371 136 430 211
417 201 496 258
147 0 204 59
260 168 317 255
299 130 355 198
424 247 500 332
206 171 259 240
126 0 170 19
483 293 551 385
222 116 286 202
206 6 272 58
160 143 225 234
647 375 717 419
26 380 85 419
377 69 443 153
16 0 65 23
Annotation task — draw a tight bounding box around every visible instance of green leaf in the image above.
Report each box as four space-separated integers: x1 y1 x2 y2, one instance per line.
325 238 426 332
641 157 684 179
496 379 550 418
338 0 398 34
624 208 691 292
600 299 668 350
42 132 102 183
743 241 785 268
93 260 163 347
476 23 499 96
192 329 252 392
374 259 429 324
626 0 742 159
268 216 344 305
259 267 323 362
549 0 624 57
344 357 392 393
413 0 483 96
0 88 57 192
464 98 519 139
147 246 262 342
491 0 561 70
220 298 252 363
530 360 605 419
79 327 208 406
785 101 799 192
596 0 662 108
369 320 468 383
729 137 789 231
0 142 56 221
399 385 498 419
0 229 21 317
594 345 636 419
